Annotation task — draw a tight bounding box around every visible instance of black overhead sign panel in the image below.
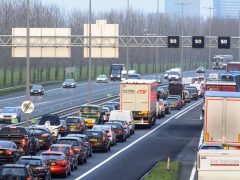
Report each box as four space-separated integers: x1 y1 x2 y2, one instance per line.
218 37 230 49
192 36 204 48
168 36 179 48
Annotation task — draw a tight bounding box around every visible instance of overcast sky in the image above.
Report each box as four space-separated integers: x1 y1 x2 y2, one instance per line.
42 0 213 17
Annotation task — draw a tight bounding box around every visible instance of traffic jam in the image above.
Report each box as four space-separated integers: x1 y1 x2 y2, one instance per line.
0 62 214 179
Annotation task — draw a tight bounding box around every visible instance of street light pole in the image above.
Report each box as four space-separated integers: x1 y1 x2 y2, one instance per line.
204 7 214 69
88 0 92 103
126 0 129 79
25 0 30 127
175 2 191 70
155 0 159 80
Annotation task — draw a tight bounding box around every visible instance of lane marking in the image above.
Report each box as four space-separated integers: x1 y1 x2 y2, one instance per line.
75 100 203 180
175 100 204 119
189 130 204 180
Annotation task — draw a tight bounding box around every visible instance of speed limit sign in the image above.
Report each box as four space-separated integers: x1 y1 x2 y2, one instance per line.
192 36 204 48
21 100 34 114
168 36 180 48
218 37 230 49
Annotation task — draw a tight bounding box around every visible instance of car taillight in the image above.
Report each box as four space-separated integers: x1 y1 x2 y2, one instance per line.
41 134 49 138
22 138 27 147
6 150 12 155
60 127 65 131
60 160 66 167
105 112 110 116
74 148 81 153
102 136 106 142
118 130 123 134
70 149 73 156
27 177 30 180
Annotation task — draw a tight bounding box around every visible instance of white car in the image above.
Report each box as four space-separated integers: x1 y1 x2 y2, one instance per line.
109 110 135 134
35 115 62 140
164 70 170 79
96 75 108 83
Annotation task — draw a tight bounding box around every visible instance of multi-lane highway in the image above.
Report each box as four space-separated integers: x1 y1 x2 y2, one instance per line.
0 71 216 180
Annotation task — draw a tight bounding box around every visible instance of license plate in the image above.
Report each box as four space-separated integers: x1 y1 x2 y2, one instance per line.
90 138 97 142
85 119 93 123
4 117 11 120
170 105 175 108
51 162 56 166
70 125 76 128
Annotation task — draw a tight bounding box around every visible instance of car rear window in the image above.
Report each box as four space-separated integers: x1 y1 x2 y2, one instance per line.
30 129 48 135
0 127 27 135
105 123 121 129
18 159 42 166
66 118 81 124
85 131 102 138
167 98 177 102
0 142 13 148
58 139 79 146
41 154 64 161
39 115 60 126
51 147 69 155
0 167 27 176
92 126 110 131
1 108 17 113
201 146 223 150
80 107 99 113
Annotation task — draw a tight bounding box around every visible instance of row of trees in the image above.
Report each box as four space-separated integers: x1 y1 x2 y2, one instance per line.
0 0 239 87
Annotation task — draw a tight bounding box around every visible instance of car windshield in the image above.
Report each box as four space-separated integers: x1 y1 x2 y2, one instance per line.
128 74 140 79
0 127 27 135
32 85 42 90
1 108 17 113
18 159 42 166
98 75 106 78
42 154 64 161
0 167 27 176
65 79 75 83
66 118 81 123
80 106 99 113
39 116 60 126
58 139 79 146
169 72 179 75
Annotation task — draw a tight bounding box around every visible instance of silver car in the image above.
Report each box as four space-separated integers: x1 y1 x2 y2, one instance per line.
96 75 108 83
0 107 21 124
92 125 117 145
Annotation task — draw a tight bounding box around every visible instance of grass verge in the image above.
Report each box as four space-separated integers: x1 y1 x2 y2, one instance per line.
143 161 180 180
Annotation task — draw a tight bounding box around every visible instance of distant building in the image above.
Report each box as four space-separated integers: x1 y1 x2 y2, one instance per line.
165 0 200 17
213 0 240 18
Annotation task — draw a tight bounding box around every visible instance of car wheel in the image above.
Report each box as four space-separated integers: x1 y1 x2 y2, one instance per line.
108 144 111 151
68 168 71 175
104 145 108 152
71 164 74 171
90 148 93 157
63 171 68 178
84 155 87 163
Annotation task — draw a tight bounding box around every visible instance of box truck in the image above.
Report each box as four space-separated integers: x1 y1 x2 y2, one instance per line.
197 150 240 180
204 91 240 149
120 79 157 127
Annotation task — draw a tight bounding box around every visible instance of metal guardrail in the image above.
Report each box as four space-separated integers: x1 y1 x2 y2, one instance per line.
14 95 120 127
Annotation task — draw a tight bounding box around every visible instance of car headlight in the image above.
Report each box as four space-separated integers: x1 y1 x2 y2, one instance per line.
30 90 33 92
0 115 3 118
38 90 41 92
117 75 120 77
63 83 65 86
110 75 113 77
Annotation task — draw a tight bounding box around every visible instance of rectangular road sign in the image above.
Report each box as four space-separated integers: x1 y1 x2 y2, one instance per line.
12 28 71 58
168 36 179 48
192 36 204 48
84 20 119 58
218 37 230 49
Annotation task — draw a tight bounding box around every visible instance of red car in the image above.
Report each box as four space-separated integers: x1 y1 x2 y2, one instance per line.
41 151 71 178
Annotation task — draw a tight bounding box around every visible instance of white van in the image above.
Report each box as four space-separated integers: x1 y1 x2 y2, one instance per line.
109 110 135 134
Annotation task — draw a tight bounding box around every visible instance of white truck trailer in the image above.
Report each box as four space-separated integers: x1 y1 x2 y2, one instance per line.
120 79 157 127
204 91 240 149
197 150 240 180
168 68 182 81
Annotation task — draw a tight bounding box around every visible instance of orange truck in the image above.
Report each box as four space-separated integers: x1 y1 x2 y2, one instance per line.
120 79 157 128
